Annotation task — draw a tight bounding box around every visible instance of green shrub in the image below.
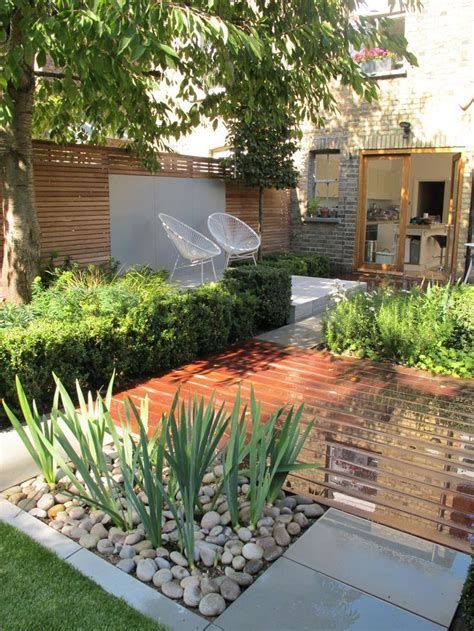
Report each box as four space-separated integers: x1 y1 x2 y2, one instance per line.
323 283 474 377
262 252 330 277
223 264 291 330
0 265 284 426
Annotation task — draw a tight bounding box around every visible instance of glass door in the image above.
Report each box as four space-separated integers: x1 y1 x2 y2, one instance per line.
357 154 410 272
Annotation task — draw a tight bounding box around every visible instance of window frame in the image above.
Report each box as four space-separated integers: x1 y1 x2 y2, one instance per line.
309 149 341 211
355 11 407 79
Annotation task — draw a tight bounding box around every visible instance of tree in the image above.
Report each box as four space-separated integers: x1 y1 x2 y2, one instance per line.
0 0 419 303
223 108 299 257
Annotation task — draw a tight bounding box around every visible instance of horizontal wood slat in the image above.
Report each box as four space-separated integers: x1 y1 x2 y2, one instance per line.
1 141 290 268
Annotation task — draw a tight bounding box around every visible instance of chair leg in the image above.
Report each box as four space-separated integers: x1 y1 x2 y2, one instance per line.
201 261 204 284
170 255 179 281
224 252 230 269
211 258 217 281
252 253 257 266
464 254 473 284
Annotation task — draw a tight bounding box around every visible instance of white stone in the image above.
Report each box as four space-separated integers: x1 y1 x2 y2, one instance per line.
170 550 188 567
200 511 221 530
37 493 55 511
242 543 263 560
28 508 47 518
183 585 202 607
136 558 157 582
199 593 226 616
161 580 183 600
152 568 173 587
237 527 252 542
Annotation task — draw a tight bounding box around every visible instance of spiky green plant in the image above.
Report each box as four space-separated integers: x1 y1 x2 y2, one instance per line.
163 392 230 567
222 391 247 528
3 376 57 485
244 389 318 527
112 398 168 548
266 404 316 504
46 375 132 530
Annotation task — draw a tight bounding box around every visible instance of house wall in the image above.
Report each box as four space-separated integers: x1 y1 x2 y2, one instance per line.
290 0 474 276
0 141 289 274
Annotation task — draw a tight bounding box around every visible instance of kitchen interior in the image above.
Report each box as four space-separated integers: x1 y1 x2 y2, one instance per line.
364 153 456 274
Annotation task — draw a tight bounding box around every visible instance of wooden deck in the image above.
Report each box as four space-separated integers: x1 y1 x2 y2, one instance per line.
111 340 474 553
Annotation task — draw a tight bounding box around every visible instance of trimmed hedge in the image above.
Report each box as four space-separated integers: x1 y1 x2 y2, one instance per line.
223 264 291 330
0 266 289 425
261 252 330 277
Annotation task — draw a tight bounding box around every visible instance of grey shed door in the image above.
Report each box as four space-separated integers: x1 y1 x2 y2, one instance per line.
109 175 226 271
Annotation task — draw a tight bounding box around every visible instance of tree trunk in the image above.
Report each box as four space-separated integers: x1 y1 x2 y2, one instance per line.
1 62 40 304
257 185 264 260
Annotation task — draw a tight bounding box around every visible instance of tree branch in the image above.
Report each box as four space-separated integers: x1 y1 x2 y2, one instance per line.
34 69 162 81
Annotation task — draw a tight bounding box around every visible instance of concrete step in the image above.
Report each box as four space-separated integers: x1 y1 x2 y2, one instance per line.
290 276 366 323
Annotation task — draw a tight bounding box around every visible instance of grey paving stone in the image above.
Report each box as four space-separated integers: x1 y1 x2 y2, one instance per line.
0 497 22 523
256 316 323 348
68 548 207 630
6 506 82 560
214 557 443 631
284 508 470 628
289 276 366 323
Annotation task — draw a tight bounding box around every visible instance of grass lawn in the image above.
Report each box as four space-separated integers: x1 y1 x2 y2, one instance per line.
0 522 167 631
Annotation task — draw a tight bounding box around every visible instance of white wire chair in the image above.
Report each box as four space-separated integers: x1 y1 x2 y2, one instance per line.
158 213 221 283
207 213 260 268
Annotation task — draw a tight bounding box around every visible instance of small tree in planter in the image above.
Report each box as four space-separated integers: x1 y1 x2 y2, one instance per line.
223 107 299 258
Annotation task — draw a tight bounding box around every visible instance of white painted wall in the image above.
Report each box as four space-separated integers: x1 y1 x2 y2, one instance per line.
409 153 453 220
109 175 226 271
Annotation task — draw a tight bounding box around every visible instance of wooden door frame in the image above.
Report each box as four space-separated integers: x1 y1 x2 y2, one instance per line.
355 148 465 277
447 153 464 279
355 153 410 272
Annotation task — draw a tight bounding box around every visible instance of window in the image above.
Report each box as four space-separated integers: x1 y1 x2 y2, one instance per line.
353 2 406 77
310 151 340 212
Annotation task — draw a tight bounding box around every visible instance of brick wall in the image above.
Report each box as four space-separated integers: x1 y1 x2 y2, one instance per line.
291 0 474 276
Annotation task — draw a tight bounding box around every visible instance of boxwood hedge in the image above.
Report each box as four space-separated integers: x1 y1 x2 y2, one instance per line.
0 265 288 425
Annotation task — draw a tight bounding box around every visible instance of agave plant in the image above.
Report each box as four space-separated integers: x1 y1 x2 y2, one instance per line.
3 376 57 485
163 392 230 567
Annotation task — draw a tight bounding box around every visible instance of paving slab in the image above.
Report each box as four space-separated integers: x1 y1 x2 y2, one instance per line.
68 548 207 631
256 314 324 348
284 508 470 628
0 497 22 522
0 427 41 490
214 556 443 631
290 276 366 323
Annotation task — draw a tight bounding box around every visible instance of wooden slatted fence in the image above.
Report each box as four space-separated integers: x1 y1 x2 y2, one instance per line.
1 141 290 267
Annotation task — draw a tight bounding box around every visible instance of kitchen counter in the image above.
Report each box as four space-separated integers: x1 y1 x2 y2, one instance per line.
405 223 448 234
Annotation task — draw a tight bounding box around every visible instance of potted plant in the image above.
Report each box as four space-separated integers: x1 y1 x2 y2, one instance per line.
353 47 394 75
320 206 330 218
306 197 319 217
